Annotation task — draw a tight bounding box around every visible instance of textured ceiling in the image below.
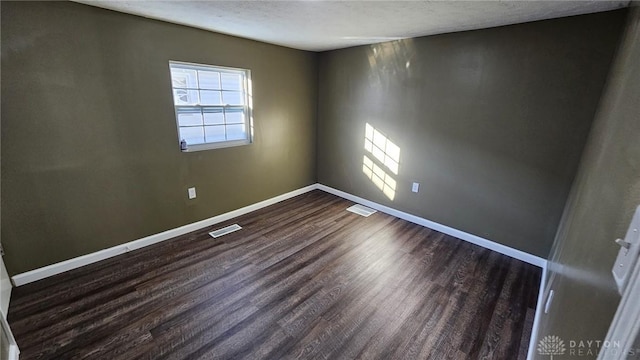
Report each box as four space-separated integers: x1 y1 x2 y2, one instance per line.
73 1 629 51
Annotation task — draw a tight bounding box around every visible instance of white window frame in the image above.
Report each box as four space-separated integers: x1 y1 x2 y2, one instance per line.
169 61 253 152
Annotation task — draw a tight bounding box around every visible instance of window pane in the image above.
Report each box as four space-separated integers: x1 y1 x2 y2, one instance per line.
200 90 222 105
173 89 199 105
177 109 203 126
203 108 224 125
222 91 244 105
170 62 251 150
221 73 242 91
226 124 246 141
225 108 245 124
204 125 226 143
171 68 198 88
198 71 220 90
179 126 205 145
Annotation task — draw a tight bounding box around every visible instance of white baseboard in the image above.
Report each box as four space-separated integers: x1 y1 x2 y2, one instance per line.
317 184 548 360
527 263 548 360
13 182 547 287
317 184 547 268
10 181 548 359
11 184 319 286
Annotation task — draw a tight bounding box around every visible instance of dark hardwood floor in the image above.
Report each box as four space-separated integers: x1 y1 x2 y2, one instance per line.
8 190 540 360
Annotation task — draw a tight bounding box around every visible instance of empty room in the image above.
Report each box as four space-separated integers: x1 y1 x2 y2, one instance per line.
1 1 639 359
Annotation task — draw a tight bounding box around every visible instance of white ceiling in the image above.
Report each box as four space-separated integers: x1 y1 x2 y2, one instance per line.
73 1 629 52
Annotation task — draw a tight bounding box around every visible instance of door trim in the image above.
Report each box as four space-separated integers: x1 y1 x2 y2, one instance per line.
598 254 640 359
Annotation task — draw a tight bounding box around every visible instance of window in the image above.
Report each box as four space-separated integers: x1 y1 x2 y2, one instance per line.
169 61 252 151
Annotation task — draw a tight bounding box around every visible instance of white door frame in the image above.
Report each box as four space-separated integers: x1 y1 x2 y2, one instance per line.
598 255 640 360
1 314 20 360
1 254 19 360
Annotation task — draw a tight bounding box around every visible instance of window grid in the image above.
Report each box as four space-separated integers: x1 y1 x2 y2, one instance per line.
169 61 251 151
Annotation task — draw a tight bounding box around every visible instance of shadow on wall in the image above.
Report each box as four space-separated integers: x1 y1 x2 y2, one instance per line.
362 123 401 201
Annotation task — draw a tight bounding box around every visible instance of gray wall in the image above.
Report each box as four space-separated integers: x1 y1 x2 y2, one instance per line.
1 1 318 275
534 7 640 357
317 11 625 258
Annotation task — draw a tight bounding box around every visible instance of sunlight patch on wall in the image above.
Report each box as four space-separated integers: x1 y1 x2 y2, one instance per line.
364 123 400 175
367 39 416 86
362 123 400 201
363 156 397 200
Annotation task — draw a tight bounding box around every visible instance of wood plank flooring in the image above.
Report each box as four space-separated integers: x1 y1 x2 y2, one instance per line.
8 190 541 360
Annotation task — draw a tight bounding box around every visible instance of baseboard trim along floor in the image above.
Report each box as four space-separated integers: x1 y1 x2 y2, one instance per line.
9 190 543 359
11 184 318 286
10 183 548 359
12 182 547 286
317 184 547 268
316 184 548 360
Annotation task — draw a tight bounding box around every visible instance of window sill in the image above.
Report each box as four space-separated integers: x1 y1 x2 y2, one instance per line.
181 139 251 152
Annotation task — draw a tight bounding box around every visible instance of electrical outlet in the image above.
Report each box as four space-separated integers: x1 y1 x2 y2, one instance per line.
412 182 420 193
188 187 197 199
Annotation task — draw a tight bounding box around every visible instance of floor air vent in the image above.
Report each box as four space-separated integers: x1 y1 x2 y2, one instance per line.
209 224 242 238
346 204 377 217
